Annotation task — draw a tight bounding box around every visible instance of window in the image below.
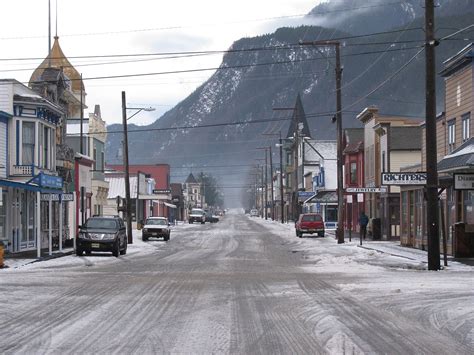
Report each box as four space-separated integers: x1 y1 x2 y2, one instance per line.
350 162 357 184
101 151 105 172
448 119 456 152
462 112 470 142
43 126 49 168
22 122 35 165
93 147 97 171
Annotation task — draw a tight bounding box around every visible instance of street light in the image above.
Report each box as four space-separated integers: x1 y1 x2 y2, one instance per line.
121 91 155 244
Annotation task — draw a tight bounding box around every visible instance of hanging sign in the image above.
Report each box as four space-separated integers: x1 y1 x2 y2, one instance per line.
41 193 74 202
381 172 427 186
346 187 387 193
454 174 474 190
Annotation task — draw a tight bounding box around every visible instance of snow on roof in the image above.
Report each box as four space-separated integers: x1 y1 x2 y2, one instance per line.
106 176 137 199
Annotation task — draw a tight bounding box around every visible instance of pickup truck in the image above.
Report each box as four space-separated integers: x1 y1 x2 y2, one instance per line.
188 208 206 224
295 213 325 238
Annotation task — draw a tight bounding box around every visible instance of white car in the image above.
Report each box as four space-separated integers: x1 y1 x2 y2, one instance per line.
142 217 171 241
250 209 259 217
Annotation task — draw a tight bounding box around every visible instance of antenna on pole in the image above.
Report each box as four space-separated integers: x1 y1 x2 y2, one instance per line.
55 0 58 38
48 0 51 67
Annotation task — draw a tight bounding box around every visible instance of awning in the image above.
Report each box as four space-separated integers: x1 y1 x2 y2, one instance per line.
164 202 177 208
304 190 338 204
0 179 63 194
438 137 474 173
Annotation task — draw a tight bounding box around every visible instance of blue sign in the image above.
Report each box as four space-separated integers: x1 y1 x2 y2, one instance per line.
39 173 63 189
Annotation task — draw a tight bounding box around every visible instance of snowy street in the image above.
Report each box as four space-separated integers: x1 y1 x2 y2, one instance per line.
1 211 473 354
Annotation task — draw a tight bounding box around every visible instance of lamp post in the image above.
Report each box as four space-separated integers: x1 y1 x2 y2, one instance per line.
299 40 344 244
121 91 155 244
262 132 284 223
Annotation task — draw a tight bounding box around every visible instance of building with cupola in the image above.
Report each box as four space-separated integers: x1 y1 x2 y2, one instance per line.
0 35 109 255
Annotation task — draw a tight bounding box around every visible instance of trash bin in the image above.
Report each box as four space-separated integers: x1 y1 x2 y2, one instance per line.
372 218 381 240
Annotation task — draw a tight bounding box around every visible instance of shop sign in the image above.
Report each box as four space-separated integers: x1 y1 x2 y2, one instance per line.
381 172 427 186
40 193 74 202
454 174 474 190
153 189 171 194
346 187 387 193
39 173 63 189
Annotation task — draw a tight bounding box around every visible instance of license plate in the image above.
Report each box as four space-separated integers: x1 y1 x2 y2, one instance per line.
91 243 101 248
152 232 158 236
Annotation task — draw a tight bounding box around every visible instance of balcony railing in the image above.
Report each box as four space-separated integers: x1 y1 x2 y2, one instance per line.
11 165 55 177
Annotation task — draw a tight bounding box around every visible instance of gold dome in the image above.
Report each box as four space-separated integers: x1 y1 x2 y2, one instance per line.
29 36 84 93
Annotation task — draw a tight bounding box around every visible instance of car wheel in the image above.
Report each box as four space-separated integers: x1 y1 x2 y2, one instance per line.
164 235 170 241
85 250 92 256
142 236 148 241
201 221 205 224
76 248 83 256
120 239 127 255
297 232 303 238
112 241 120 257
319 233 325 238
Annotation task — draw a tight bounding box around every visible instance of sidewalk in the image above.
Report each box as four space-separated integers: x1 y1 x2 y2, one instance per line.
324 229 474 267
2 248 75 269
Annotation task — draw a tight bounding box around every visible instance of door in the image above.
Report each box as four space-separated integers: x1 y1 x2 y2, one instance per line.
20 190 36 250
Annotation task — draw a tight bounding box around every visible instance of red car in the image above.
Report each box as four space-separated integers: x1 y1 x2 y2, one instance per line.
295 213 325 238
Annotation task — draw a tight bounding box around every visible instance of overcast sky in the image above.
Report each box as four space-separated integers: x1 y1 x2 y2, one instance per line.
1 0 321 126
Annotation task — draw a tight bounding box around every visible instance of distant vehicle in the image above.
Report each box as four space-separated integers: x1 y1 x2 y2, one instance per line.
189 208 206 224
295 213 325 238
205 211 219 223
250 209 259 217
142 217 171 241
77 216 127 257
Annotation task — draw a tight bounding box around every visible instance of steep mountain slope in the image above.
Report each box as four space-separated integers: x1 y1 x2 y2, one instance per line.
106 1 473 203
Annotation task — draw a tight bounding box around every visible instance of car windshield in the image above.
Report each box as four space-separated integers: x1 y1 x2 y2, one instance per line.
301 215 322 222
85 218 118 229
191 209 204 214
146 219 167 225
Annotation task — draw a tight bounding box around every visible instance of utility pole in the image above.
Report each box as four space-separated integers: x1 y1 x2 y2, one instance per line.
122 91 133 244
279 132 284 223
425 0 440 270
300 40 344 244
269 145 274 220
264 148 268 220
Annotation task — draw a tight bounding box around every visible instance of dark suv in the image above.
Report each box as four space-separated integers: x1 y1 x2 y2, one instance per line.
77 216 127 257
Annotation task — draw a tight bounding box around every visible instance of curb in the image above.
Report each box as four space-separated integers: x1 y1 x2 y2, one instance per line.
357 244 427 263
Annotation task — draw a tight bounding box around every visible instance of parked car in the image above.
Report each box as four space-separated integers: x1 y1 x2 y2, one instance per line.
77 216 127 257
142 217 170 241
295 213 325 238
189 208 206 224
205 211 219 223
250 209 259 217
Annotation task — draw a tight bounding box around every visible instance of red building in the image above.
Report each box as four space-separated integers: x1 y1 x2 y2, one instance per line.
107 164 171 217
343 129 365 233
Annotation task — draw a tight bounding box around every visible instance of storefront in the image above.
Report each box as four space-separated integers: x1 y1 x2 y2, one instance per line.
0 174 68 256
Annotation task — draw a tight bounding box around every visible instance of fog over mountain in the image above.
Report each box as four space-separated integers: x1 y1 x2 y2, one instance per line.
105 0 473 206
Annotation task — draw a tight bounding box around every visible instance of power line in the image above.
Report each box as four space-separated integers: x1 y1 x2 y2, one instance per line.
0 1 410 41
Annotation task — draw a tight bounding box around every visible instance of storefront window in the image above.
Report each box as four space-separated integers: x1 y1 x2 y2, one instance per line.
464 191 474 224
401 191 408 236
0 191 6 243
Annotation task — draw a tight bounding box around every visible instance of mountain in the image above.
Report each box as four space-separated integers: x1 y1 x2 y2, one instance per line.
307 0 473 34
105 1 473 203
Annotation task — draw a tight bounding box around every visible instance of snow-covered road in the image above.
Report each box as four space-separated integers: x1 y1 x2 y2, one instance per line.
0 211 473 354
